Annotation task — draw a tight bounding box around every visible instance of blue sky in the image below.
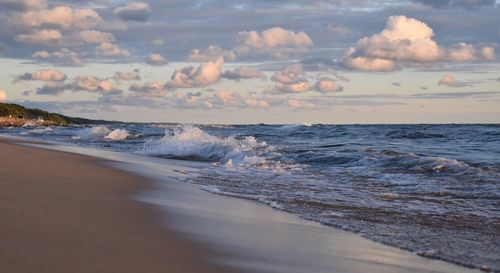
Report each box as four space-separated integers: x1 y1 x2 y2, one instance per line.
0 0 499 124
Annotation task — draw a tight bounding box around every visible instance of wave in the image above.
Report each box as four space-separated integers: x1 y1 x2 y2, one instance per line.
72 126 129 141
361 149 479 175
105 129 129 140
140 125 273 166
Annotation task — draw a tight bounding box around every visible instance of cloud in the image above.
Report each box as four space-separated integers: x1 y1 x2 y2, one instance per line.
243 98 269 109
235 27 313 58
167 57 224 88
70 76 120 93
187 45 236 62
287 99 316 110
222 66 266 80
269 64 312 93
446 43 496 61
413 0 495 9
0 90 6 101
438 74 469 87
32 48 83 66
0 0 47 11
114 1 152 22
129 81 168 97
15 69 67 82
15 29 62 46
146 53 167 66
113 71 141 81
342 15 496 71
36 81 67 95
314 77 343 93
69 30 115 45
10 6 102 30
96 43 130 57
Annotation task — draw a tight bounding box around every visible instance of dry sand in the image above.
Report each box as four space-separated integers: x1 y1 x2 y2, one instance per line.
0 138 242 273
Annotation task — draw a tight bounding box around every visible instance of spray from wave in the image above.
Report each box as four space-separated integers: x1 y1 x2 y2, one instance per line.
140 125 273 166
72 126 130 141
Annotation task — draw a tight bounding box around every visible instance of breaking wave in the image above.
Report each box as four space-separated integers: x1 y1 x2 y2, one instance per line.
140 125 273 166
72 126 129 141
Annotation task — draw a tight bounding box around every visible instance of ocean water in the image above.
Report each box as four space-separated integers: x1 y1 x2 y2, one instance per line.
2 123 499 271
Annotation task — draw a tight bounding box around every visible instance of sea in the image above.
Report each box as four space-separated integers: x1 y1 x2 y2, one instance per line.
2 123 499 271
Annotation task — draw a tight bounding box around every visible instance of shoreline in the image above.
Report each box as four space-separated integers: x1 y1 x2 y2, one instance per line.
0 135 482 273
0 137 243 273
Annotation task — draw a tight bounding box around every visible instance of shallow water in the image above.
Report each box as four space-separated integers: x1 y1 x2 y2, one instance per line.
2 123 499 271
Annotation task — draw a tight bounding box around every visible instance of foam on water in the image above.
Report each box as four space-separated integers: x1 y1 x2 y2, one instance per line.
2 123 499 271
105 129 129 140
140 125 272 166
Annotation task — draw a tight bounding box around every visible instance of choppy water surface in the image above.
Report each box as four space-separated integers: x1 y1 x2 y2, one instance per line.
2 123 499 271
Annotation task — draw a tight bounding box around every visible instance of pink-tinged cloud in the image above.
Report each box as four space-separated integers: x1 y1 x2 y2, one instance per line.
235 27 313 58
113 71 141 82
0 90 6 101
314 77 343 93
15 69 67 82
244 98 269 109
0 0 47 11
70 30 115 45
147 53 167 66
114 1 152 22
343 15 497 71
167 57 224 88
438 74 469 87
96 43 130 58
222 66 266 80
129 81 168 98
269 64 312 93
11 6 102 30
71 76 119 92
15 29 62 46
187 45 236 62
287 99 316 110
32 48 83 66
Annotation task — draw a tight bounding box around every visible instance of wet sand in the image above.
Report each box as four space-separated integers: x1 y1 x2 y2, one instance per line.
0 136 481 273
0 138 241 273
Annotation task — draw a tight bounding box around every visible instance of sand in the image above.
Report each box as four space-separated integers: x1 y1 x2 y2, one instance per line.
0 138 241 273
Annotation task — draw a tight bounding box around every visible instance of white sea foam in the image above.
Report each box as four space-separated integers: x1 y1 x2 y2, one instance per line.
105 129 129 141
141 124 271 166
72 126 111 140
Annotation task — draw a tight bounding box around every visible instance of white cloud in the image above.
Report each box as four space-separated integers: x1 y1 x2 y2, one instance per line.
314 77 343 93
167 57 224 88
114 1 152 22
438 74 469 87
0 90 7 101
222 66 266 80
96 43 130 58
235 27 313 58
16 69 67 82
287 99 316 110
147 53 167 66
343 15 497 71
187 45 236 62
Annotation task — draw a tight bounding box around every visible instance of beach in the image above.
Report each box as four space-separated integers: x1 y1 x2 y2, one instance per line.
0 137 241 273
0 135 482 273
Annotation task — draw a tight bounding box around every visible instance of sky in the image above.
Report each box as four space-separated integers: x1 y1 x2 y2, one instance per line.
0 0 499 124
